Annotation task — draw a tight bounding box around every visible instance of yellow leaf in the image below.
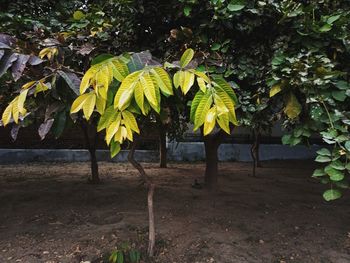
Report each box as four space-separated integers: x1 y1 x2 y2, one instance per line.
141 72 158 109
203 107 217 135
106 118 121 145
173 71 181 89
114 71 140 109
181 71 195 95
80 68 96 94
284 92 301 119
22 81 36 90
70 93 90 113
12 97 19 124
269 83 282 97
39 48 50 59
82 92 96 120
17 89 29 115
2 103 13 126
125 125 133 141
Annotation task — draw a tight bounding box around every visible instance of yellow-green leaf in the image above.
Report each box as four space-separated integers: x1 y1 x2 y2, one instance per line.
73 10 85 20
197 77 207 93
173 71 181 89
194 92 213 131
151 67 173 96
217 113 230 134
134 82 145 114
96 95 106 115
194 70 210 83
122 110 140 133
214 94 229 116
180 48 194 68
190 91 204 123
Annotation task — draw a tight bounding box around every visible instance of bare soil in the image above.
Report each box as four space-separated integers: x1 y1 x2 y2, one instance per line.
0 161 349 263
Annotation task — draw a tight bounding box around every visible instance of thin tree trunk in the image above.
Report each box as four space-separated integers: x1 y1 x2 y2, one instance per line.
159 124 167 168
128 141 156 257
251 127 261 177
81 120 100 184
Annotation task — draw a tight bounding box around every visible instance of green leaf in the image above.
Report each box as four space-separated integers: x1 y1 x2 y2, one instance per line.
117 251 124 263
184 6 191 16
346 163 350 171
315 155 331 163
323 189 341 201
98 106 117 132
129 249 141 263
327 14 340 24
211 43 221 51
180 49 194 68
312 169 326 177
344 141 350 151
335 80 350 90
330 160 345 170
110 141 121 158
281 134 291 145
325 166 344 181
51 111 66 138
319 24 332 32
332 91 346 101
316 148 331 156
91 54 114 65
227 0 245 11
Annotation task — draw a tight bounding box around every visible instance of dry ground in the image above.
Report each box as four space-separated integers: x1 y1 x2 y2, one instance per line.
0 161 349 263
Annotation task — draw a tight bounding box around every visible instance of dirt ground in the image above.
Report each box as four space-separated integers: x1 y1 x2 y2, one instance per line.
0 160 349 263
